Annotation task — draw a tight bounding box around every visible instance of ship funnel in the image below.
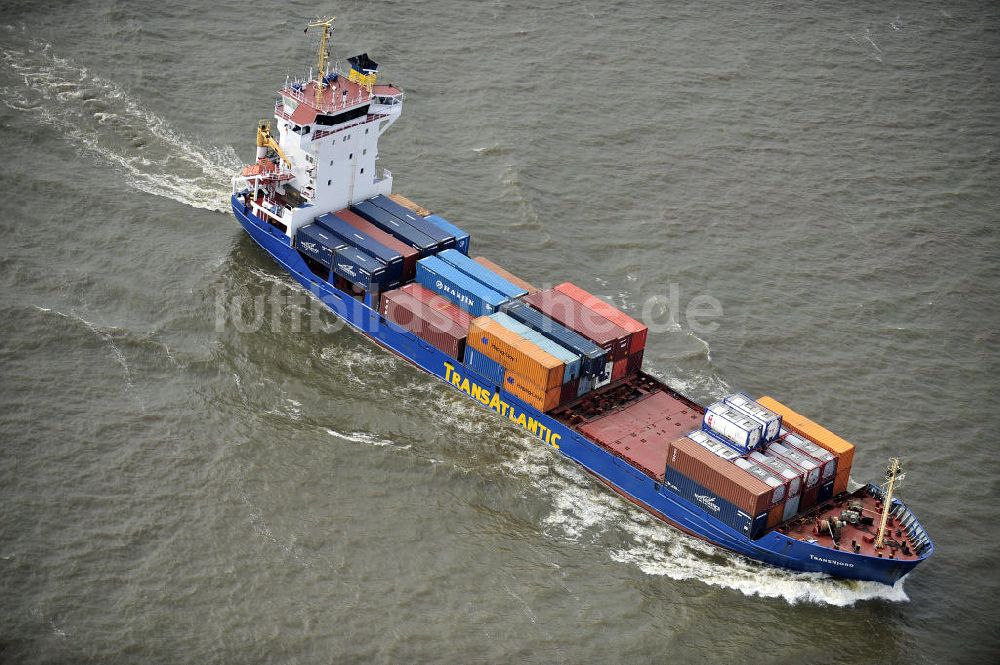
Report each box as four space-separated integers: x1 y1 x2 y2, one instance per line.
347 53 379 88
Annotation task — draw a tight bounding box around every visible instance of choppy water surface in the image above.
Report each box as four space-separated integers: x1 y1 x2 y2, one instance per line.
1 1 998 663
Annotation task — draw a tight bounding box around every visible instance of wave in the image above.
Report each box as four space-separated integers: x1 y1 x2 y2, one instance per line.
0 35 240 212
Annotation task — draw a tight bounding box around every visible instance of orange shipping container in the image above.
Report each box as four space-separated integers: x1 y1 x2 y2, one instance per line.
468 316 564 390
501 371 562 412
767 503 785 529
554 282 648 354
388 193 432 218
472 256 538 295
757 396 856 496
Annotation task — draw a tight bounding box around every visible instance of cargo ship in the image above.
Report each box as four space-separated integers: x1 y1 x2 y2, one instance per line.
229 19 933 586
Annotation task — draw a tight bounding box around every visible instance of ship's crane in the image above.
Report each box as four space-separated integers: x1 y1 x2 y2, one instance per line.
255 121 291 167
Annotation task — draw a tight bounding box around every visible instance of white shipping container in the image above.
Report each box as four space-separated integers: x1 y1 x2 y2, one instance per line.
704 402 763 451
782 493 801 522
768 442 822 488
686 430 740 461
734 458 786 505
749 451 802 497
723 392 783 442
781 429 837 482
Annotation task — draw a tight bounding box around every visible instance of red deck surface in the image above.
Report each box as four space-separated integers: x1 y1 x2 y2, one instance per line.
778 489 922 560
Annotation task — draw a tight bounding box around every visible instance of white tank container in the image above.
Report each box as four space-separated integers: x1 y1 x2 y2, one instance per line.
749 451 802 497
733 458 787 505
767 441 821 488
780 430 837 482
703 402 763 452
723 392 783 442
686 430 740 461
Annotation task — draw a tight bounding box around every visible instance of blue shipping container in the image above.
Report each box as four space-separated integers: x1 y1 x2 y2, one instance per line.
368 195 459 250
663 467 769 539
315 213 404 286
817 479 835 503
333 246 387 291
490 312 580 384
415 255 507 317
501 301 607 377
351 200 440 255
424 214 471 255
296 223 344 268
438 249 526 299
463 346 506 386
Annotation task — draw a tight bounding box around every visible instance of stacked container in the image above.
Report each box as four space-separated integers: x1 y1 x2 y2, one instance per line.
466 315 564 412
780 430 837 488
724 392 782 442
295 223 343 270
756 396 856 496
491 312 581 384
473 257 538 295
555 282 648 379
366 195 459 251
765 441 824 511
749 451 804 521
331 246 387 291
664 436 772 539
685 430 741 461
424 215 471 255
703 402 764 453
333 208 420 281
436 249 527 299
351 199 440 255
501 301 607 379
416 255 507 317
522 289 630 365
388 193 432 218
380 283 472 360
315 213 405 287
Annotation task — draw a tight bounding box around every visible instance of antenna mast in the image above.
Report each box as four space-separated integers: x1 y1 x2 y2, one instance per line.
875 457 904 550
307 16 336 107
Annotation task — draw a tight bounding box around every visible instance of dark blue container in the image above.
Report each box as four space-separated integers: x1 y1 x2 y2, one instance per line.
663 467 769 539
437 249 526 299
415 255 507 317
315 213 404 286
817 479 835 503
463 346 505 386
296 223 345 268
501 301 608 377
424 214 471 255
368 195 459 250
351 200 441 255
332 246 387 291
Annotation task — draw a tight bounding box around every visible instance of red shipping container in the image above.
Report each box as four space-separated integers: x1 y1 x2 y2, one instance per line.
767 503 785 529
522 289 630 361
334 208 420 281
555 282 648 355
560 377 580 405
625 350 644 376
472 256 538 295
380 288 469 359
611 357 628 382
799 484 821 512
666 436 776 516
398 283 473 330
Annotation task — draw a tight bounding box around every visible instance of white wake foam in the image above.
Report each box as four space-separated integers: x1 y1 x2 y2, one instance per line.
1 36 240 212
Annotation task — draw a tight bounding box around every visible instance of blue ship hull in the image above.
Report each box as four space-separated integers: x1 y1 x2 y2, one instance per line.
232 196 932 585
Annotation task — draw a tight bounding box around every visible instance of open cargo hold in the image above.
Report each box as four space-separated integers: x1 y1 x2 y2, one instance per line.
366 195 458 250
491 312 580 384
380 285 470 360
467 315 564 391
416 255 507 317
332 246 387 291
780 430 837 483
724 392 782 442
522 289 630 361
555 282 648 355
388 193 432 218
666 436 776 517
296 223 344 268
424 215 471 255
437 249 527 299
473 257 538 295
351 199 440 255
756 396 856 496
500 301 606 377
703 402 763 452
315 213 405 286
579 392 702 480
334 208 420 281
664 437 770 539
